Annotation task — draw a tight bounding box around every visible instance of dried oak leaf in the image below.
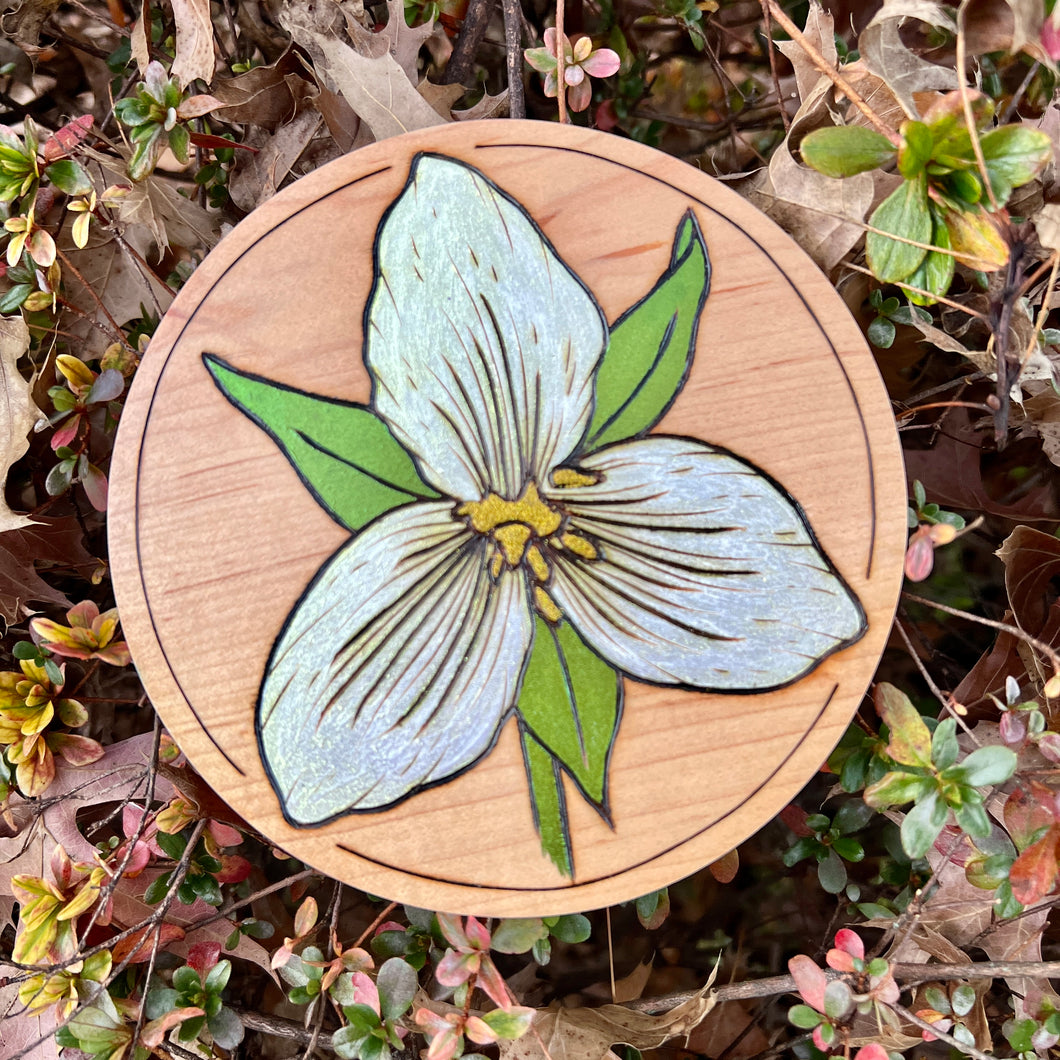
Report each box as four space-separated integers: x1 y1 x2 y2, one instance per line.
211 48 316 130
858 0 958 118
0 315 41 534
0 517 97 626
997 524 1060 634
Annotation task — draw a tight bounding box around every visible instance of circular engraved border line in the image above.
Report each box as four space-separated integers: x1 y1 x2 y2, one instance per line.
133 142 877 893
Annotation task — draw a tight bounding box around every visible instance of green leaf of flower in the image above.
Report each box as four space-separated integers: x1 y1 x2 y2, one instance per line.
516 617 621 809
549 913 591 943
203 354 438 532
904 212 955 307
788 1004 822 1029
901 788 947 858
800 125 897 178
585 210 709 450
866 174 932 283
931 717 959 771
817 849 847 893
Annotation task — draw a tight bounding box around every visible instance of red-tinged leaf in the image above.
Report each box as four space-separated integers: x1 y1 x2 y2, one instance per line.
140 1006 205 1049
79 461 108 512
112 921 186 964
349 970 379 1014
875 683 932 767
826 949 856 972
474 955 510 1010
465 1015 498 1045
464 914 490 950
832 928 864 959
779 804 814 837
434 949 473 987
207 820 242 847
50 415 81 452
188 132 259 152
708 848 739 883
293 895 317 938
905 530 935 581
49 734 105 767
435 912 467 951
1004 782 1057 849
187 940 222 975
788 954 827 1012
1009 828 1060 905
855 1043 890 1060
215 854 251 883
42 115 94 163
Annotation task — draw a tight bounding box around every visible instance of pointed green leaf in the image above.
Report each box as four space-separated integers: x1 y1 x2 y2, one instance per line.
522 732 572 878
947 745 1017 788
204 354 438 531
516 617 621 808
585 211 709 450
866 175 932 283
800 125 896 178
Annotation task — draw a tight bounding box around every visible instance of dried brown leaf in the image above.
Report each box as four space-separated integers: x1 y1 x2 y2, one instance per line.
419 78 465 118
171 0 215 87
859 0 959 118
997 524 1060 634
0 316 40 533
130 0 149 73
228 108 323 211
1021 385 1060 468
312 33 445 140
498 985 716 1059
211 49 315 129
0 959 60 1060
963 0 1044 58
453 88 510 120
774 0 835 106
612 961 652 1004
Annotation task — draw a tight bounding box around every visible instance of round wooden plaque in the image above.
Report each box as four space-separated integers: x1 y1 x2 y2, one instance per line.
110 120 906 916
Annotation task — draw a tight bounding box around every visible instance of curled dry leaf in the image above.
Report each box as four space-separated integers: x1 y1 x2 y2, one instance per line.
858 0 958 118
497 984 716 1059
0 316 41 533
211 48 316 129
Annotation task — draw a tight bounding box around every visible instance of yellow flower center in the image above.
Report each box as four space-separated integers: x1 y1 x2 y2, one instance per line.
456 478 600 623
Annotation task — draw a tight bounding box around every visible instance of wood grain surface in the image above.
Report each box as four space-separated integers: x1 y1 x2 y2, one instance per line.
109 120 907 916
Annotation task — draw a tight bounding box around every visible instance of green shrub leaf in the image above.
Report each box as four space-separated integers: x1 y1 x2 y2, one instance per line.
866 175 932 282
800 126 896 178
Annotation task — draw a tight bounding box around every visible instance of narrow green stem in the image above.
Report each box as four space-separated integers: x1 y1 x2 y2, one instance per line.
521 728 573 877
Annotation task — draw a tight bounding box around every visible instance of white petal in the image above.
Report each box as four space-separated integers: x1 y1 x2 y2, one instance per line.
546 437 866 690
258 501 534 825
365 154 605 500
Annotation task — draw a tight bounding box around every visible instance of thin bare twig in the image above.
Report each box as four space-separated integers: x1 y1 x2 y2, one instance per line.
764 0 898 143
443 0 495 85
555 0 568 124
758 0 790 133
501 0 526 119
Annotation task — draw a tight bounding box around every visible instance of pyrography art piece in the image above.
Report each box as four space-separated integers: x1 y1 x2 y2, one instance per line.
111 122 907 915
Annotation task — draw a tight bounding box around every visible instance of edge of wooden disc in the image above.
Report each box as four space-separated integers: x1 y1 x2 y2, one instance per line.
109 120 906 915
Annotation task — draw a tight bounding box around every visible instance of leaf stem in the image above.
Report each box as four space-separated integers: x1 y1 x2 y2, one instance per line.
521 728 573 877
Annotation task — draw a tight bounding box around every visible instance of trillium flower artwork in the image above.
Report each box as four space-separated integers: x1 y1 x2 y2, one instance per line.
204 153 867 877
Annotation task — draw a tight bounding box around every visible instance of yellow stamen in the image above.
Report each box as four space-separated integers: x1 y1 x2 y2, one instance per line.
490 548 504 580
526 545 550 582
458 482 562 537
494 524 532 566
551 467 600 488
534 586 562 623
560 531 598 559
